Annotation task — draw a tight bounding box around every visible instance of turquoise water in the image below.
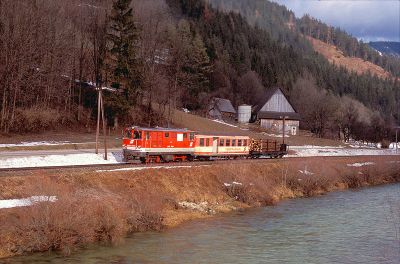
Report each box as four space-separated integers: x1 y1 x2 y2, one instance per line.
4 184 400 264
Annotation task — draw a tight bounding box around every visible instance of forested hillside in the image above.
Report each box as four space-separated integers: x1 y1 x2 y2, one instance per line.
209 0 400 78
369 41 400 58
0 0 399 143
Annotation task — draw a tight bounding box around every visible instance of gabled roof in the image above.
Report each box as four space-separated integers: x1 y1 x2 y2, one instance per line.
253 87 280 113
208 98 236 114
253 87 298 114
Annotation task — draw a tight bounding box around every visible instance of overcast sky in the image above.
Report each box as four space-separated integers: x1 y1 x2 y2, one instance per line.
272 0 400 42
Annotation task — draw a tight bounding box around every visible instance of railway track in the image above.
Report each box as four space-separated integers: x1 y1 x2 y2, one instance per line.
0 162 130 173
1 154 399 174
0 157 284 174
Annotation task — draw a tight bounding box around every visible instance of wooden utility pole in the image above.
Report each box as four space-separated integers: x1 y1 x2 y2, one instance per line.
95 88 101 154
100 90 108 160
396 128 398 154
95 87 108 160
281 116 288 145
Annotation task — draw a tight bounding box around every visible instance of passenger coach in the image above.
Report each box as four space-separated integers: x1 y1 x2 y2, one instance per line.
194 135 250 159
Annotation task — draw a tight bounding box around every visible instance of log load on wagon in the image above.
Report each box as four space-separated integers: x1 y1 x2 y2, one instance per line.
122 126 288 163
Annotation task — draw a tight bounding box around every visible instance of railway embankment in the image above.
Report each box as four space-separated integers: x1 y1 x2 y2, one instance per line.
0 156 399 259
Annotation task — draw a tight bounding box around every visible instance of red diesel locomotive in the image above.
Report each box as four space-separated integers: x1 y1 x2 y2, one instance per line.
122 126 287 163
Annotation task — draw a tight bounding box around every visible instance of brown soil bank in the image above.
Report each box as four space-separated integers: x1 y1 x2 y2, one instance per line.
0 156 399 258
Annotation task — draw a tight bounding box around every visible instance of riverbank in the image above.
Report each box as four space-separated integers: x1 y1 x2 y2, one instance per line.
0 156 399 259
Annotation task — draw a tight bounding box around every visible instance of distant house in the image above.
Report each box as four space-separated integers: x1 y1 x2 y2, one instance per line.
208 97 236 120
254 87 301 135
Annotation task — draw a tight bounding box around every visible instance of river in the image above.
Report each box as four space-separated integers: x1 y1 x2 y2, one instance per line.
5 184 400 264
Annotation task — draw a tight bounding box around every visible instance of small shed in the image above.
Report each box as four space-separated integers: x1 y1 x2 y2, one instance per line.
208 97 236 120
254 87 301 135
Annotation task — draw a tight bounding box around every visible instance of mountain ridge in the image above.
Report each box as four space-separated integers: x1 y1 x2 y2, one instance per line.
369 41 400 58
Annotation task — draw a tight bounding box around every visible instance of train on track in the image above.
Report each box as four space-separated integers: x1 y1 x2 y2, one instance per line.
122 126 288 163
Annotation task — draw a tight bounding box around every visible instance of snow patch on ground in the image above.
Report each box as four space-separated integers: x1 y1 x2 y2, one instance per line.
0 141 74 148
178 201 215 214
288 146 397 157
347 162 376 167
290 145 345 149
212 119 238 128
346 141 400 150
298 169 314 175
96 165 210 173
262 132 290 138
389 142 400 149
224 181 243 187
0 152 123 169
0 196 57 209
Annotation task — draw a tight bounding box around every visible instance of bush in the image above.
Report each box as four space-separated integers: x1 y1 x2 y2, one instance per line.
381 139 390 149
11 108 62 133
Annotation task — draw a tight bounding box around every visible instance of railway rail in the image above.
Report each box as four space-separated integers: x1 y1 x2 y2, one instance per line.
2 154 397 174
0 156 289 174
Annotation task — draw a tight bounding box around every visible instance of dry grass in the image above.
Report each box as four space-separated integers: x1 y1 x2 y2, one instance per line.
171 108 343 146
307 36 392 79
170 109 247 135
0 156 399 258
0 132 121 152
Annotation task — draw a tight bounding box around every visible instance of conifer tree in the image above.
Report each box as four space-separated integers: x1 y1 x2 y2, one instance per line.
105 0 142 121
182 34 212 109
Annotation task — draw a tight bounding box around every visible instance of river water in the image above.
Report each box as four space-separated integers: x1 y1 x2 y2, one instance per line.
5 184 400 264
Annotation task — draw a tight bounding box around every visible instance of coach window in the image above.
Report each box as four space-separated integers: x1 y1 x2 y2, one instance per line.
200 138 205 147
206 138 210 146
232 139 236 146
165 132 169 138
134 130 141 139
226 139 231 146
238 139 242 146
219 139 225 146
243 139 247 146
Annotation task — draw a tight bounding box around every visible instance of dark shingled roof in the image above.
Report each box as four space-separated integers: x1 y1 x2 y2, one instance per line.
208 98 236 114
258 111 301 121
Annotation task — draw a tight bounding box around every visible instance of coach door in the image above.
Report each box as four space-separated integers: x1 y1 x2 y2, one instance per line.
212 137 218 154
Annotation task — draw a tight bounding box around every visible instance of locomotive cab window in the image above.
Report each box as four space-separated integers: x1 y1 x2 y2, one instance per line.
190 133 195 141
183 133 187 139
200 138 205 147
226 139 231 146
134 130 141 139
145 132 150 140
125 129 132 139
219 139 225 146
232 139 236 146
